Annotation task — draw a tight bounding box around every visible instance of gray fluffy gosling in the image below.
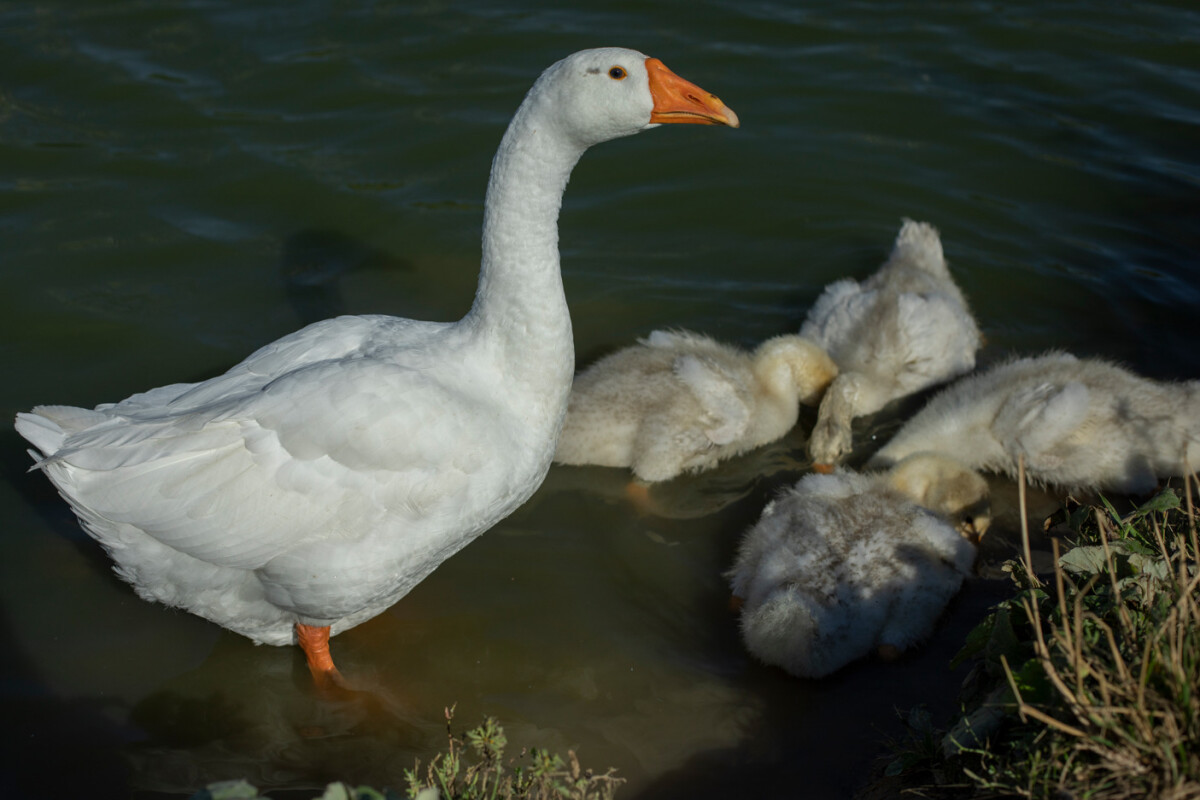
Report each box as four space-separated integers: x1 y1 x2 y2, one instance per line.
728 453 989 679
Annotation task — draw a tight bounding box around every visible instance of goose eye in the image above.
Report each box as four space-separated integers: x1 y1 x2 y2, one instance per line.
608 66 627 80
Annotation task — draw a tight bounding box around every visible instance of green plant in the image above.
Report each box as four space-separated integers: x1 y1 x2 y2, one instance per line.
189 709 622 800
403 706 623 800
999 482 1199 798
879 466 1200 800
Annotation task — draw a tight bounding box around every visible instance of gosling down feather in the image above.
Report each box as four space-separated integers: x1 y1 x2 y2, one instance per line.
554 330 838 482
867 352 1200 495
802 219 981 468
728 454 988 679
14 49 738 685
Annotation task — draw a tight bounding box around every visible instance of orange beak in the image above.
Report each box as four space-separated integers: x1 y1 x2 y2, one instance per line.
812 463 836 475
646 57 739 128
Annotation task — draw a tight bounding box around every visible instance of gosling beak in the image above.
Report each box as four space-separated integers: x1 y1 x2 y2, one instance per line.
960 516 991 545
812 463 836 475
646 58 739 128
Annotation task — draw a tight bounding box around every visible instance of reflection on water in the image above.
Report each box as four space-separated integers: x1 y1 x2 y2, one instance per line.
535 420 815 521
125 634 431 795
3 1 1199 798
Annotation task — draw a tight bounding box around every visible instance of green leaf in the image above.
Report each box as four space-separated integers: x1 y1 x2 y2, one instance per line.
466 716 508 760
907 705 933 734
1010 657 1052 704
1122 537 1156 555
1132 488 1180 517
985 605 1023 665
1059 545 1110 576
1059 543 1142 578
1128 553 1173 580
1067 503 1093 533
952 612 996 668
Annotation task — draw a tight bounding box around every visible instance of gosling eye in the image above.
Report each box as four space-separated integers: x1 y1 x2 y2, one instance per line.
608 66 627 81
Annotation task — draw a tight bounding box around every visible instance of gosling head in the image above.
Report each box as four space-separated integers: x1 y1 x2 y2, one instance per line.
884 452 991 543
808 416 853 473
751 335 838 407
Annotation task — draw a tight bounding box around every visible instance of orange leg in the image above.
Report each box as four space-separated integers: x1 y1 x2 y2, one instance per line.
877 643 902 662
296 623 345 689
622 480 654 514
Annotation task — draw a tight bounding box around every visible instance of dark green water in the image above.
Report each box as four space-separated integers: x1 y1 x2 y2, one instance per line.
2 2 1198 798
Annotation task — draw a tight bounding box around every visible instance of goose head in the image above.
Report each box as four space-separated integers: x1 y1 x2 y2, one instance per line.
518 48 739 150
885 452 992 543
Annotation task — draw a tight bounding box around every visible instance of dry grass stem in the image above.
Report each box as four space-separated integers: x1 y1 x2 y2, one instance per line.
927 461 1200 799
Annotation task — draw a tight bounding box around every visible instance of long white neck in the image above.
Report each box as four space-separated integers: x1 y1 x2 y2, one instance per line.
462 92 584 422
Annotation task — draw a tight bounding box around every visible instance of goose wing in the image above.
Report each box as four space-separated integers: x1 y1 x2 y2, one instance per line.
672 353 751 446
29 334 501 571
798 278 871 354
992 379 1090 461
888 292 980 391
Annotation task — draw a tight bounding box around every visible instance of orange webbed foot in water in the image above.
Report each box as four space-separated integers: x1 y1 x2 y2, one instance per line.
295 623 414 723
622 481 656 514
296 623 346 691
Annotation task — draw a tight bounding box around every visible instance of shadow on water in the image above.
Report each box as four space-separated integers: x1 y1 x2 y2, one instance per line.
626 577 1015 800
0 603 138 800
2 435 145 800
3 428 129 592
279 229 414 326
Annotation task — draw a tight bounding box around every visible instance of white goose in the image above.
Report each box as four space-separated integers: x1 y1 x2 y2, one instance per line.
554 330 837 482
14 48 738 686
802 219 981 469
867 352 1200 495
728 454 988 679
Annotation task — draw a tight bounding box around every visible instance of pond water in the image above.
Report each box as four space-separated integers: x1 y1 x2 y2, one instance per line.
2 2 1198 799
